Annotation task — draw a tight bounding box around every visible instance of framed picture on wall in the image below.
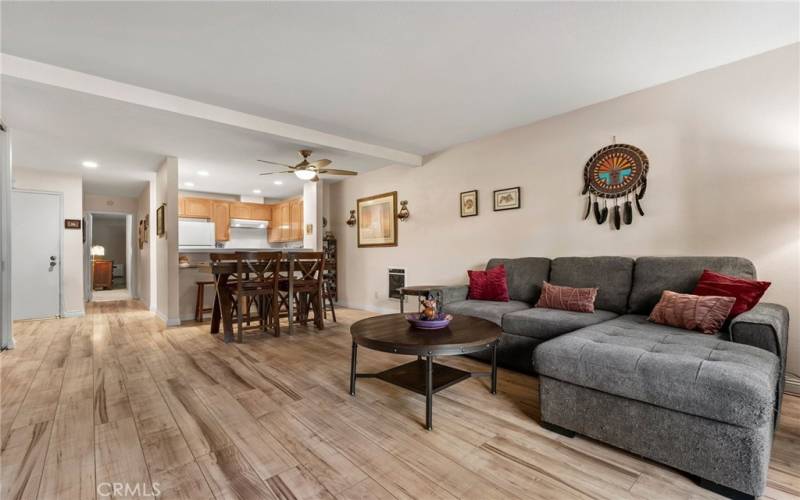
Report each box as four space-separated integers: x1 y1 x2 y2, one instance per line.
460 190 478 217
357 191 398 247
156 204 166 237
493 187 520 211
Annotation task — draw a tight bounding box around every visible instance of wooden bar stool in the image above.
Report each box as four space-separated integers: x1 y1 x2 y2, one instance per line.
194 280 215 322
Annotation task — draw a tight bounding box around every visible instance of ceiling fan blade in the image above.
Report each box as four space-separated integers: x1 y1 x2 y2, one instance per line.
257 159 294 168
308 159 332 168
317 168 357 176
259 170 295 176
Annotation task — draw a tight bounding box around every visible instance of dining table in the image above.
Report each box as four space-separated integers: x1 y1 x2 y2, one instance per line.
197 251 308 343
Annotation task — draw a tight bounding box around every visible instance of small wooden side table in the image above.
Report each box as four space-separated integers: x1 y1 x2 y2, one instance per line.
398 285 446 314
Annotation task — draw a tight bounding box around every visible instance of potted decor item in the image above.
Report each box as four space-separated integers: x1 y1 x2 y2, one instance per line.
405 294 453 330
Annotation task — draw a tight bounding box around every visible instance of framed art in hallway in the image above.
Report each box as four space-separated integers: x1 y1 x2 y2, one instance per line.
493 187 520 211
460 190 478 217
357 191 398 247
156 204 166 237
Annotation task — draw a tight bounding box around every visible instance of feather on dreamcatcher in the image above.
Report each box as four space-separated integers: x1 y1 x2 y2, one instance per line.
582 143 649 230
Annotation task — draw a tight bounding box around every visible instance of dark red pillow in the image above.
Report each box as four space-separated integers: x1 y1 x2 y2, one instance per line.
468 265 509 302
692 269 770 318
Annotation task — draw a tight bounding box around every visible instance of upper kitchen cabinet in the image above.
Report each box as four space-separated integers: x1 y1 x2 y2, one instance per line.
211 201 230 241
230 202 272 221
268 197 303 243
179 197 212 218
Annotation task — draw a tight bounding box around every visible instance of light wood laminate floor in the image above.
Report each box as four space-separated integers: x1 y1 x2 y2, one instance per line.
1 301 798 499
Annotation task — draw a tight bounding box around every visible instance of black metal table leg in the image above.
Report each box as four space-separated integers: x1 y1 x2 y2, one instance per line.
426 355 433 430
491 342 498 394
399 291 405 314
349 342 358 396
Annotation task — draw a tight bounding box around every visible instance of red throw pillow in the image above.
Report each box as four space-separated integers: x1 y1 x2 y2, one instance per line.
535 281 598 313
692 269 770 318
648 291 735 334
468 265 509 302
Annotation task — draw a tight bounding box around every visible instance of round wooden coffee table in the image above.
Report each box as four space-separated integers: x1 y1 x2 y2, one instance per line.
349 313 501 430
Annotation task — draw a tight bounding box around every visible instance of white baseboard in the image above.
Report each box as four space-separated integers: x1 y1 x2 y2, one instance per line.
155 310 180 327
61 310 85 318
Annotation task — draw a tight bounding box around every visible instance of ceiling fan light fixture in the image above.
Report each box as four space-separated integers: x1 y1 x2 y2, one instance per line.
295 169 316 181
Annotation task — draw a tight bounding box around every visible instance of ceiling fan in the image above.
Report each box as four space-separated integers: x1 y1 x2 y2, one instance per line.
258 149 357 182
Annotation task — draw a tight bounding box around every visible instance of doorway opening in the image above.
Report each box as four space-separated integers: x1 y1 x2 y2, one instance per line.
88 212 134 302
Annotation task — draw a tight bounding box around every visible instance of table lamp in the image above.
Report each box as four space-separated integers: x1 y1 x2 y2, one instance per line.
91 245 105 260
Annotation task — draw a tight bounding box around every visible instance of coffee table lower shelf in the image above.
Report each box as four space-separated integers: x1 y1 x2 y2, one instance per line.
350 350 497 430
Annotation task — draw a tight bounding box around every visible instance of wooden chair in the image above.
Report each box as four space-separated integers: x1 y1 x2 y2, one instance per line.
234 251 282 342
322 278 336 322
278 252 326 330
194 280 215 322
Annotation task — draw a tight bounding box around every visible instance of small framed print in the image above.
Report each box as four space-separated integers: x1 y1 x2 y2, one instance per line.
64 219 81 229
493 187 520 211
460 190 478 217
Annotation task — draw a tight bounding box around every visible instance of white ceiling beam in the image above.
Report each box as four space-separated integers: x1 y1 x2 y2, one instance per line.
0 54 422 166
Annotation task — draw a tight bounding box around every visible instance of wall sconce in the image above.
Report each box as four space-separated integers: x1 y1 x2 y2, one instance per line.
346 210 357 227
397 200 410 222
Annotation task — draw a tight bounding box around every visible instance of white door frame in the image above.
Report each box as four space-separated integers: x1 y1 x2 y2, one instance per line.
0 124 12 348
86 210 136 299
12 188 64 318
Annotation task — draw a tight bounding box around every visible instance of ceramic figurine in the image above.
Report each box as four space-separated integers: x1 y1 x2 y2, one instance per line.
420 295 438 321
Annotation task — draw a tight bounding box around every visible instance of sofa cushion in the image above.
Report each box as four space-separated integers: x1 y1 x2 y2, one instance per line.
486 257 550 304
535 315 779 428
502 307 618 341
442 300 530 326
629 257 756 314
549 257 634 314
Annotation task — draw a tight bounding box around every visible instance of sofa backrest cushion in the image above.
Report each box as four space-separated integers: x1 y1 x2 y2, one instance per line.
486 257 550 304
628 256 757 314
549 257 634 314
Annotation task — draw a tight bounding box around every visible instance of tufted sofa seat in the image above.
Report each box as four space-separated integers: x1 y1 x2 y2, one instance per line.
535 315 779 429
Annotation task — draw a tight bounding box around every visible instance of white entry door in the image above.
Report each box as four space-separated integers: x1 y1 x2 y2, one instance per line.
12 191 61 319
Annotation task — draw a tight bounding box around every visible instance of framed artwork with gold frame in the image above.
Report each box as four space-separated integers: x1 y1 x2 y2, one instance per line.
357 191 398 247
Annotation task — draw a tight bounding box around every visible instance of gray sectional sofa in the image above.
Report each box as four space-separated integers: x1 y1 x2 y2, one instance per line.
441 256 789 499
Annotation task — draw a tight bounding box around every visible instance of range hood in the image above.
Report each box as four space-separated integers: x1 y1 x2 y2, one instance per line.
229 218 268 229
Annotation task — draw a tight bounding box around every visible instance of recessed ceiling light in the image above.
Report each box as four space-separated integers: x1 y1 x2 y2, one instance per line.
273 180 283 185
252 189 262 194
197 170 209 176
82 160 98 168
184 182 195 187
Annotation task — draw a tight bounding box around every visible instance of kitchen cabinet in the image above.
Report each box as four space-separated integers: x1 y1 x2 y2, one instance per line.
180 197 212 218
290 199 303 241
268 198 303 243
250 204 271 220
211 201 230 241
229 203 251 219
230 202 272 221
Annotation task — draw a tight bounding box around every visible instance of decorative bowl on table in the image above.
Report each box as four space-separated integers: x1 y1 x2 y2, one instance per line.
405 313 453 330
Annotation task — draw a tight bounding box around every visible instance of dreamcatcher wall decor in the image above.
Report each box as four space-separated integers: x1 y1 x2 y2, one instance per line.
581 142 649 230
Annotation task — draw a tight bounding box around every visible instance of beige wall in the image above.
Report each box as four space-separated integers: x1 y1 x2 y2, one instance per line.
330 44 800 375
12 167 84 315
84 193 138 214
156 157 179 325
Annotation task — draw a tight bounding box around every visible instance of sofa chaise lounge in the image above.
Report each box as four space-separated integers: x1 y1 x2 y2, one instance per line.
441 256 789 499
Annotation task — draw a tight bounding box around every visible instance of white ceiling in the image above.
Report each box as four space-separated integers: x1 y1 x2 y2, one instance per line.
2 76 390 197
1 2 797 197
3 1 797 155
